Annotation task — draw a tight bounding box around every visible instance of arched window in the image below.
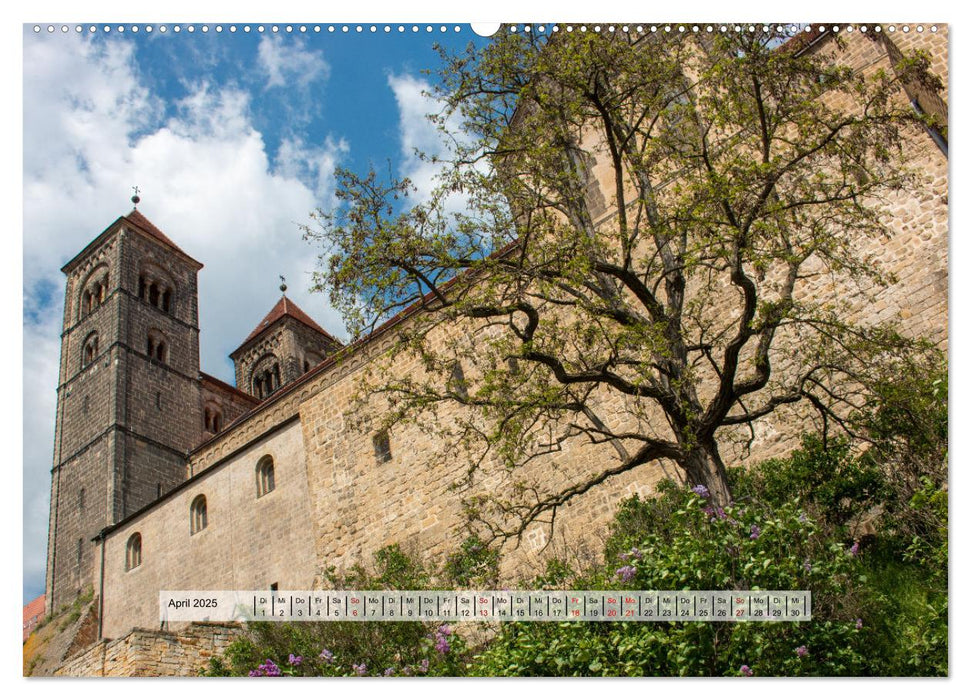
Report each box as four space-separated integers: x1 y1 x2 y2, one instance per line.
256 456 275 498
81 332 99 369
126 533 142 571
203 403 223 434
147 329 168 364
251 355 282 399
78 265 109 320
190 495 208 534
138 264 176 316
373 429 392 464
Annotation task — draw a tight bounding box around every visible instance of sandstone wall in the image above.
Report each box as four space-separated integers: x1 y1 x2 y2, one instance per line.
54 623 239 677
99 419 314 638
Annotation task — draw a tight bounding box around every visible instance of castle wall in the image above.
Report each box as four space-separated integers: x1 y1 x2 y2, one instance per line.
50 28 948 655
54 623 239 677
99 419 314 639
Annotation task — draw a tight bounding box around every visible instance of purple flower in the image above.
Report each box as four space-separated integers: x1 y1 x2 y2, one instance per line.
799 513 808 523
856 618 863 630
255 659 281 677
419 658 430 674
692 484 710 498
740 664 754 676
288 653 302 666
616 565 637 582
434 635 451 654
618 552 629 561
795 645 808 658
248 669 263 677
749 525 761 540
319 648 334 663
352 663 367 676
848 541 860 556
803 558 812 573
384 667 395 676
702 505 715 518
630 547 642 561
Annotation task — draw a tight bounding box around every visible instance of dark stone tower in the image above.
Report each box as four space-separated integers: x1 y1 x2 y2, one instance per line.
230 294 341 400
45 210 204 611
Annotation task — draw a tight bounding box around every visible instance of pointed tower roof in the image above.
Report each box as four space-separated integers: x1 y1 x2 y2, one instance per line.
62 209 201 273
232 295 340 357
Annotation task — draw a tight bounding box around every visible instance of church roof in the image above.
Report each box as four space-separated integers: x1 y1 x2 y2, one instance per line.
62 209 202 273
232 295 340 356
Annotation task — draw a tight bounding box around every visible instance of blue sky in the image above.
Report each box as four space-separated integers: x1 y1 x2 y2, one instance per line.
21 22 496 602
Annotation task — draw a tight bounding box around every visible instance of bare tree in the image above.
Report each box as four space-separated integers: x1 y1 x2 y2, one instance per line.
305 28 943 542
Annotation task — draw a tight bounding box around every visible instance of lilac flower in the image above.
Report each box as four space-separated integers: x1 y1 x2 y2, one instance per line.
692 484 710 498
848 541 860 556
856 618 863 630
618 552 630 561
616 565 637 583
352 663 367 676
434 634 451 654
288 653 303 666
319 648 334 663
702 505 715 518
740 664 754 676
253 659 281 677
749 525 761 540
630 547 642 561
795 646 808 658
384 667 395 676
715 507 726 520
419 658 430 674
803 558 812 573
798 513 808 523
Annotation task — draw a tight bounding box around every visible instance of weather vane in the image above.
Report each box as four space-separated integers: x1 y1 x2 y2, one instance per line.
279 275 287 294
131 186 141 208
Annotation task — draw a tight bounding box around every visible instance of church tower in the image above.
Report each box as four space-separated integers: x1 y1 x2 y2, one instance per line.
45 209 204 611
230 290 342 399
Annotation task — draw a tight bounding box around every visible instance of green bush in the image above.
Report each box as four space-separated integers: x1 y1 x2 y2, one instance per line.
205 544 468 677
473 485 868 676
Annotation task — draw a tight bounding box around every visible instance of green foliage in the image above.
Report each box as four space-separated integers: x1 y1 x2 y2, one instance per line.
730 435 888 535
475 485 868 677
204 545 468 677
443 535 501 588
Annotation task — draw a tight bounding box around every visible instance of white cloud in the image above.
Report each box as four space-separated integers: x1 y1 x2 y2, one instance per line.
22 33 348 601
257 35 330 90
387 72 448 203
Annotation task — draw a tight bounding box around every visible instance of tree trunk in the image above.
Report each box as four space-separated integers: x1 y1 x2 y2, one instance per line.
680 440 733 507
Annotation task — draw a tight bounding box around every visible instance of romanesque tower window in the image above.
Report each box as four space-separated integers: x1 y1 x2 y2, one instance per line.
190 495 208 534
251 357 282 400
146 330 168 364
204 404 223 434
81 332 99 369
79 266 109 320
373 429 392 464
126 533 142 571
256 456 275 498
137 265 176 316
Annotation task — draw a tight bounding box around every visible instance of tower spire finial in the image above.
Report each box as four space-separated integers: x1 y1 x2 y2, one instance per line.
131 185 141 208
279 275 287 295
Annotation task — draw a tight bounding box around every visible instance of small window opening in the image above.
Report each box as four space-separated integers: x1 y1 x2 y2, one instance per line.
126 533 142 571
373 429 392 464
190 495 208 534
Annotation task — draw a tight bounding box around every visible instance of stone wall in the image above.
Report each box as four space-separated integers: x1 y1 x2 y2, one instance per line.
54 623 239 677
99 419 315 638
82 27 947 647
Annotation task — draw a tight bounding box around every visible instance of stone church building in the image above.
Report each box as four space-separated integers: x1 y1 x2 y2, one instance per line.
43 26 948 652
